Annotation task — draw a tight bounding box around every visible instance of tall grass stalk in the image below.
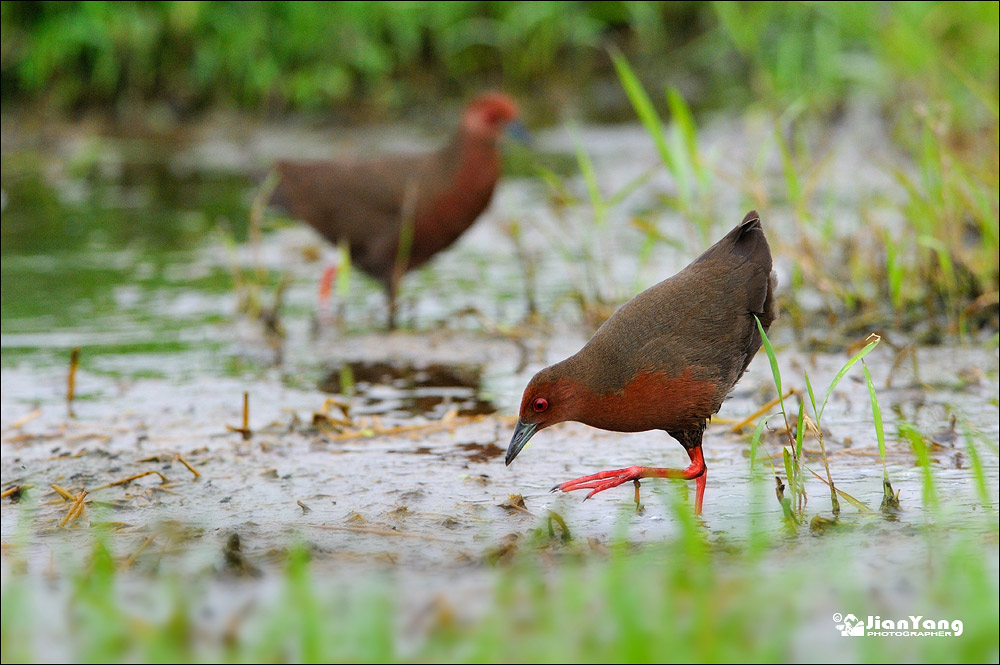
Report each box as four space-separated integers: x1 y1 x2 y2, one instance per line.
754 315 804 516
611 50 713 243
863 359 900 514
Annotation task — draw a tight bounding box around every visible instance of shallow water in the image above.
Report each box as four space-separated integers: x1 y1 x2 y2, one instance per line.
1 110 998 658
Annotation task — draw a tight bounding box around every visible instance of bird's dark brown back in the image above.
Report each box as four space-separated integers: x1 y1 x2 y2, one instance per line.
269 152 433 284
563 211 776 415
269 130 502 288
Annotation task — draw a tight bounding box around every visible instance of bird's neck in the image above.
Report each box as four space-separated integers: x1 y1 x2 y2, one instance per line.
440 129 500 190
409 130 500 248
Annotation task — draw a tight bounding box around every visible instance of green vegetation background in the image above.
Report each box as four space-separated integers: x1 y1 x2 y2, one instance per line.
2 1 997 122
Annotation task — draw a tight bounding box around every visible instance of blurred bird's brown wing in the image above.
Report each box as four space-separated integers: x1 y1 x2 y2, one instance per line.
270 153 432 280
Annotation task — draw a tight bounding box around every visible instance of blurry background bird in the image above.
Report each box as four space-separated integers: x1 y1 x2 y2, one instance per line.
268 93 527 329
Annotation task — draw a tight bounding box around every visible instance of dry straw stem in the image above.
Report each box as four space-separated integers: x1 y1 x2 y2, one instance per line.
120 534 158 572
51 484 77 501
176 453 201 479
67 347 80 416
59 489 88 527
1 485 31 499
312 524 450 542
6 431 61 444
93 470 169 491
325 410 508 442
226 392 253 439
729 389 798 433
9 409 42 429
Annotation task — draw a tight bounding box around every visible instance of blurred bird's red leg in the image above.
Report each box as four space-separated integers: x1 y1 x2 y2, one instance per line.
318 265 337 323
554 446 707 514
386 280 399 331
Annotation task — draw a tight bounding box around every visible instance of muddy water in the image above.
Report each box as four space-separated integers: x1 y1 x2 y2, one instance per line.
2 110 998 656
3 337 997 570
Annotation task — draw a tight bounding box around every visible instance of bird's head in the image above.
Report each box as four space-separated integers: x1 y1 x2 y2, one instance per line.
462 93 528 143
506 365 579 466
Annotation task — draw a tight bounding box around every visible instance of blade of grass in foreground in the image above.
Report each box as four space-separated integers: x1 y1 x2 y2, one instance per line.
754 315 786 417
755 316 803 514
898 421 939 513
818 333 880 421
805 371 840 515
794 398 805 459
962 428 992 511
863 360 888 475
864 359 901 514
748 416 768 471
666 86 702 180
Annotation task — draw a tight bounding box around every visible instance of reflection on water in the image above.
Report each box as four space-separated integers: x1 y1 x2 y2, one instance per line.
319 360 496 418
1 150 253 348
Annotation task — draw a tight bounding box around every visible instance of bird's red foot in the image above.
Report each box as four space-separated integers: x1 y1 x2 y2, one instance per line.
550 447 708 513
552 466 649 499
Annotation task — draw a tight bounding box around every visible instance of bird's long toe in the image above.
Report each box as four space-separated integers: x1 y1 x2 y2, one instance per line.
554 466 644 496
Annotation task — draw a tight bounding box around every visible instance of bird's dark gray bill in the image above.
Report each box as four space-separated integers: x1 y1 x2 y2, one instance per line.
505 120 532 145
506 419 538 466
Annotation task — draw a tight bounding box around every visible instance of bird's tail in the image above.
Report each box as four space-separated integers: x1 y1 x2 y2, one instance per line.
727 210 767 260
698 210 776 329
696 210 770 267
732 210 777 331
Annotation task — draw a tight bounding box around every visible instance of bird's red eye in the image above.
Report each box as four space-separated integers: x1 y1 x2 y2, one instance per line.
532 397 548 413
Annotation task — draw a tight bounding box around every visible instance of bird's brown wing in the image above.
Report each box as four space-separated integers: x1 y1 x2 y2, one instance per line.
578 212 775 410
270 153 432 280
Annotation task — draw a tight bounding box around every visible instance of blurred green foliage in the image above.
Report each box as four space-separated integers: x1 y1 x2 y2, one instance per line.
0 1 701 114
714 1 998 122
2 1 996 123
3 483 997 663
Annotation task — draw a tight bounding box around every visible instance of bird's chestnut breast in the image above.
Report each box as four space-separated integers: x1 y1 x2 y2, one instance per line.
572 368 718 434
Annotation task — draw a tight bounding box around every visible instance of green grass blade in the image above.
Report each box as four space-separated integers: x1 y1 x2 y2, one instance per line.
774 123 802 208
818 335 880 421
570 124 606 227
609 48 677 176
782 447 794 488
899 421 939 511
963 426 993 511
336 239 352 298
803 371 819 424
862 360 888 480
667 86 698 166
754 315 785 416
794 398 805 460
748 416 767 471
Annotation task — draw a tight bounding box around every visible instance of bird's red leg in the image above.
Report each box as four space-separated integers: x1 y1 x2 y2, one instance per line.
386 278 399 330
694 467 707 515
554 445 707 514
318 265 337 323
